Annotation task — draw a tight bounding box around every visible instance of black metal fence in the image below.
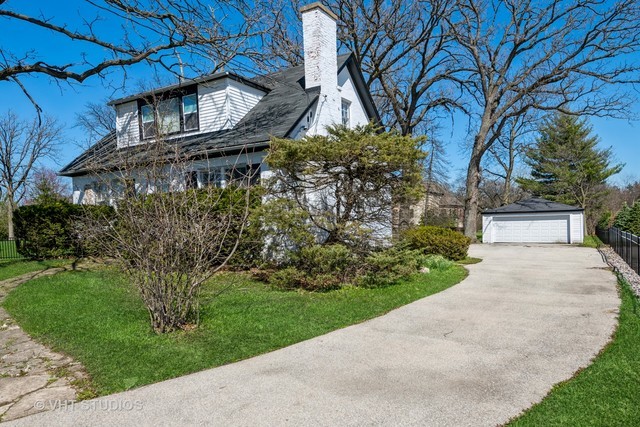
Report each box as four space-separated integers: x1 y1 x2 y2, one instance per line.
596 227 639 275
0 239 25 261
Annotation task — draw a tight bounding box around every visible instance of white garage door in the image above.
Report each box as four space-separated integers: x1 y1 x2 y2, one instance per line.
493 215 570 243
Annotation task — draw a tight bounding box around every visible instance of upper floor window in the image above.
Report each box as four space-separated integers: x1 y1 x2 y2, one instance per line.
157 98 181 134
183 94 199 131
139 89 199 139
341 99 351 126
141 104 155 139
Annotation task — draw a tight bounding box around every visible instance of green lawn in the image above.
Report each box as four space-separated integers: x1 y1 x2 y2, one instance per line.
581 235 603 248
0 259 70 281
457 256 482 265
509 278 640 425
3 265 466 395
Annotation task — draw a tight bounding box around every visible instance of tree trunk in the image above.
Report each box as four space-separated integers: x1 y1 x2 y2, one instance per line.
463 156 482 239
7 193 14 240
464 129 488 239
501 161 513 205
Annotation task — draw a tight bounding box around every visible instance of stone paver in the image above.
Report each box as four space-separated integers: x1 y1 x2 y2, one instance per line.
0 263 93 423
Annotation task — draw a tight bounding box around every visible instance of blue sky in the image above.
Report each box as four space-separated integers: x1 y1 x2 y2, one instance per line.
1 0 638 187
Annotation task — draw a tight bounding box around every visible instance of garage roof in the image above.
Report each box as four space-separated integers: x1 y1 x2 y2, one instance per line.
483 198 584 214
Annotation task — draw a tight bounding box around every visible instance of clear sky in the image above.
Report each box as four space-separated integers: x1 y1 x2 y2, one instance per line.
1 1 638 187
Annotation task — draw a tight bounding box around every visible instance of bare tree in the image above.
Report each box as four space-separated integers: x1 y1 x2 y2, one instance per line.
421 128 452 223
260 0 462 136
0 0 265 112
0 111 60 239
79 125 258 333
446 0 640 238
74 101 116 145
483 113 537 205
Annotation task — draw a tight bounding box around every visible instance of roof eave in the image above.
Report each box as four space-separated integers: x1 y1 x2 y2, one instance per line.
483 208 585 215
338 54 381 125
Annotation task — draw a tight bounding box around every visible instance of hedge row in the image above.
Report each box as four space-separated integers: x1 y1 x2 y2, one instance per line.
13 188 264 264
14 201 115 259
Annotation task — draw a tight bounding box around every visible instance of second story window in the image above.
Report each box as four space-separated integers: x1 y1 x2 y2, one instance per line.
341 99 351 127
141 104 156 138
183 94 199 131
139 88 199 140
157 98 180 134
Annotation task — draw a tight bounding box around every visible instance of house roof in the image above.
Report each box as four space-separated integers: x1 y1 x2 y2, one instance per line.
483 198 584 215
107 72 270 106
61 54 373 177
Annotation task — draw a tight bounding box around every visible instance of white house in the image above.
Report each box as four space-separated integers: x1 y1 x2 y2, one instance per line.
60 2 379 203
482 198 585 244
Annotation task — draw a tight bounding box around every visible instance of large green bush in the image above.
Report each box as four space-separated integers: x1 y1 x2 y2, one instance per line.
13 201 115 259
402 225 471 261
357 246 427 288
613 202 640 235
270 244 358 291
268 244 436 291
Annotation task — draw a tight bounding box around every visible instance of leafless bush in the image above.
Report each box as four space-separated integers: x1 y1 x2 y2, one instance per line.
79 132 257 333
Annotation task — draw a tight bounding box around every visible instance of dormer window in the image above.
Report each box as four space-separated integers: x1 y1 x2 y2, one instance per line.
138 88 199 139
183 94 199 131
157 98 181 134
141 104 156 138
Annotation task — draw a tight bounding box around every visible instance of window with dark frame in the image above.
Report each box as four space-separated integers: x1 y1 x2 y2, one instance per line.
141 104 156 139
138 87 199 140
226 164 261 187
183 94 199 131
157 98 180 134
185 171 199 189
200 169 223 188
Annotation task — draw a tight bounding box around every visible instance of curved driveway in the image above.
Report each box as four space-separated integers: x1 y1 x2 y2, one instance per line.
7 244 619 426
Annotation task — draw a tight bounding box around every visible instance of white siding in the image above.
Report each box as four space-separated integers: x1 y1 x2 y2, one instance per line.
198 80 229 132
115 101 139 148
337 67 369 127
289 101 318 140
295 68 371 139
113 78 266 145
570 212 585 244
227 80 264 126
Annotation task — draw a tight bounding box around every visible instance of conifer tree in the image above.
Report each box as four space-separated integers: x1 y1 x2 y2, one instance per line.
517 114 623 231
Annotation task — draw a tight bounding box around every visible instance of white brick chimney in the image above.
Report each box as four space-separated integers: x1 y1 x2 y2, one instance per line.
300 2 340 135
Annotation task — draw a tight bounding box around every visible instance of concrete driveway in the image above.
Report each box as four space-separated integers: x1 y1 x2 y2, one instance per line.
6 244 619 427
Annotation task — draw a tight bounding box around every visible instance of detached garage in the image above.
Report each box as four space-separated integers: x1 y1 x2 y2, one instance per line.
482 198 584 244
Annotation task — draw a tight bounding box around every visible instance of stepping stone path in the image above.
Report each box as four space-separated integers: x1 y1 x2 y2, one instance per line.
0 263 95 422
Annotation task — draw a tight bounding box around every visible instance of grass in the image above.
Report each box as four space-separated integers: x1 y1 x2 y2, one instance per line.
457 257 482 265
3 265 467 396
509 277 640 426
581 235 603 248
0 259 71 281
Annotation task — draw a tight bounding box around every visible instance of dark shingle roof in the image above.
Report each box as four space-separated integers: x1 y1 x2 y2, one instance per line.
483 198 584 214
60 54 358 177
